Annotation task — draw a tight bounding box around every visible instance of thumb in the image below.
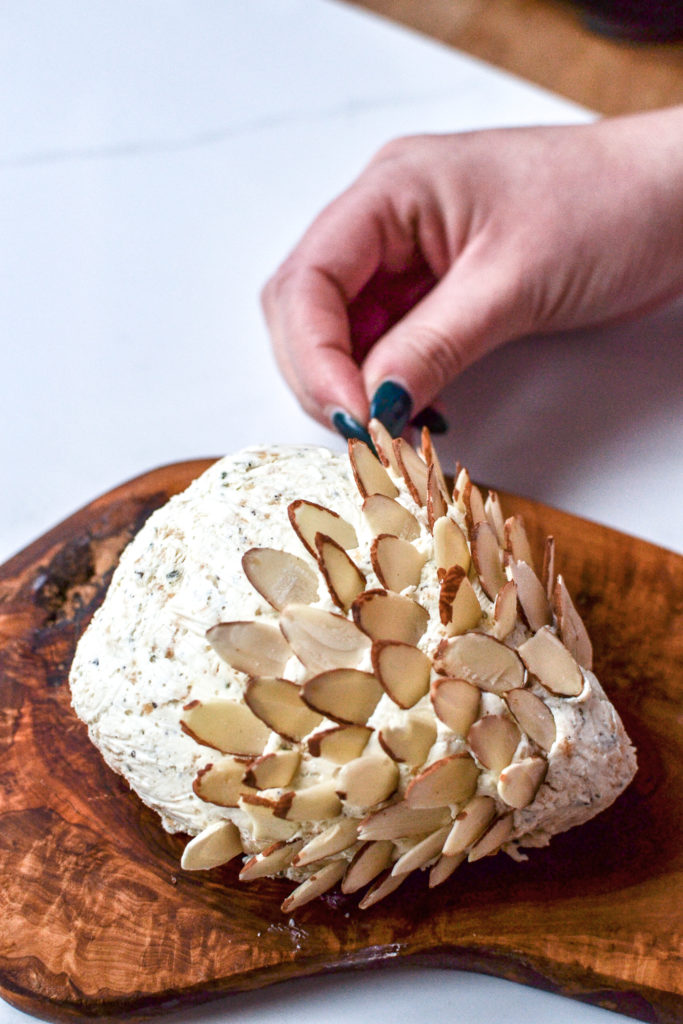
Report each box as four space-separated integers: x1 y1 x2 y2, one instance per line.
361 260 523 423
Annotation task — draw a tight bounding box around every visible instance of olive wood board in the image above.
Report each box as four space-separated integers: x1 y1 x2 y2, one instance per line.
0 459 681 1024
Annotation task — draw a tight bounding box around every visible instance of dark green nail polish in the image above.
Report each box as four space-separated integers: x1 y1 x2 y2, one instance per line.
332 410 374 448
369 381 413 438
411 406 449 435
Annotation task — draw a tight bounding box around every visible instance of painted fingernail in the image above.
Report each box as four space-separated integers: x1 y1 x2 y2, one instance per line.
411 406 449 435
332 410 374 448
369 381 413 438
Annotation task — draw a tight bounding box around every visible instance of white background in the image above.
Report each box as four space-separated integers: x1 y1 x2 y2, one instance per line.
1 2 680 1022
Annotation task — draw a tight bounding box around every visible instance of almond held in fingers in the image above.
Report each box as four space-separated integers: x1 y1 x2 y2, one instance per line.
498 755 548 809
71 442 637 913
554 574 593 670
348 438 399 499
371 534 426 592
180 820 243 871
352 589 429 645
288 499 358 557
342 840 394 893
280 604 370 671
467 714 521 773
301 668 383 726
245 676 323 742
430 677 481 737
207 620 290 677
504 687 556 752
315 533 366 611
368 417 400 472
362 493 420 541
241 547 318 610
181 699 271 756
393 437 429 506
518 625 584 697
434 633 525 693
372 640 431 709
470 521 507 599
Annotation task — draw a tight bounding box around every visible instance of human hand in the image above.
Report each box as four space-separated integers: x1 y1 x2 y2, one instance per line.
261 106 683 441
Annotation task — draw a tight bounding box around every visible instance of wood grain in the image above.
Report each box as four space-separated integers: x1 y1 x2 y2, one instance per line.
347 0 683 115
0 460 681 1023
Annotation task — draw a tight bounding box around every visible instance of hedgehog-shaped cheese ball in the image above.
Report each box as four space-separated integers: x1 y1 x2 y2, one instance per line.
69 423 637 913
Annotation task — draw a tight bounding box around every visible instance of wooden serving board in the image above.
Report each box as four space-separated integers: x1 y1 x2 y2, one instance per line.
0 461 681 1024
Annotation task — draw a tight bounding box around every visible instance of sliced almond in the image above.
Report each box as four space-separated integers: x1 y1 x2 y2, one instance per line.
371 534 426 592
207 620 290 677
315 533 366 612
358 868 407 909
467 714 521 773
292 818 359 868
508 559 552 632
277 780 342 822
301 668 383 725
428 851 467 888
372 640 431 709
518 625 584 697
181 698 271 756
452 466 470 509
280 859 346 913
421 426 450 500
306 724 372 763
342 840 394 893
542 535 556 602
239 839 302 881
239 794 299 841
362 493 420 541
393 438 429 506
504 514 535 571
427 463 448 531
433 515 471 575
504 687 556 752
430 677 481 737
280 604 371 672
368 417 400 472
484 490 506 545
336 754 400 808
404 753 479 809
242 749 301 790
553 574 593 670
442 795 497 855
470 521 506 600
359 802 450 841
348 438 398 499
288 499 358 557
245 676 322 742
379 713 437 766
493 579 518 641
433 633 525 693
391 826 451 876
463 479 487 534
193 755 256 807
352 589 429 645
439 565 482 636
241 547 318 611
468 814 514 862
180 820 243 871
498 755 547 808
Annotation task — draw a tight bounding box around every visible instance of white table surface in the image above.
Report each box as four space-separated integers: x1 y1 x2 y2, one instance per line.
1 2 680 1023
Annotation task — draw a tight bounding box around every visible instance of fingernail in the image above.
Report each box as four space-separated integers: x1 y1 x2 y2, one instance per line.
369 381 413 438
411 406 449 435
331 410 374 448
